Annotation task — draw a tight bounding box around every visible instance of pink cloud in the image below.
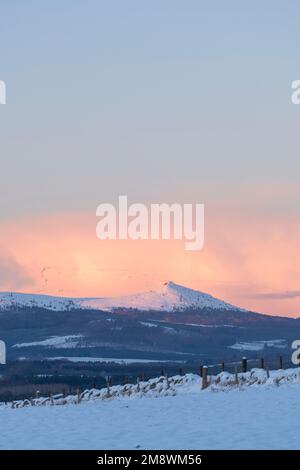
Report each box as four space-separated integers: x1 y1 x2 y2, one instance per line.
0 208 299 317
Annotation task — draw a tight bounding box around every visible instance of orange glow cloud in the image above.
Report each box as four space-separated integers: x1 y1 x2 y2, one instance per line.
0 209 300 317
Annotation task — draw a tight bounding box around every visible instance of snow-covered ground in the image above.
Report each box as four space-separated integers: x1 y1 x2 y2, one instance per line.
228 339 286 351
12 335 84 349
46 356 183 364
0 281 242 312
1 369 300 450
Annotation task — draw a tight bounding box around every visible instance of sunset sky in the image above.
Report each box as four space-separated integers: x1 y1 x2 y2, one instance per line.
1 1 300 316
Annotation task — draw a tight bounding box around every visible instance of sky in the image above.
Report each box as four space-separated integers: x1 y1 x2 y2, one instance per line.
1 1 300 316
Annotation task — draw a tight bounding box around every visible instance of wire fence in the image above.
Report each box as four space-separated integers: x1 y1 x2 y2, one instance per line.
0 353 298 405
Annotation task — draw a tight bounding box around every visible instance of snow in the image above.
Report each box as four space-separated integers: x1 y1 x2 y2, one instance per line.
12 335 84 349
79 281 243 312
139 322 158 328
229 339 286 351
44 357 182 364
0 292 77 311
0 281 243 313
1 368 300 449
156 320 245 328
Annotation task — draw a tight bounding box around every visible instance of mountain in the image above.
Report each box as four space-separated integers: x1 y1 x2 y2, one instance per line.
79 281 245 312
0 281 243 313
0 281 297 365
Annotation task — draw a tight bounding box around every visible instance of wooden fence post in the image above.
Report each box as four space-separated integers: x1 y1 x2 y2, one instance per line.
234 367 239 385
260 358 265 369
279 356 283 369
199 365 203 378
242 357 247 373
179 367 183 376
165 374 169 390
201 366 208 390
106 380 110 398
221 362 225 372
77 387 81 404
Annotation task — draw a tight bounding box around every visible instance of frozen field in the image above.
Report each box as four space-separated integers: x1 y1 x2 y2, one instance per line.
1 369 300 450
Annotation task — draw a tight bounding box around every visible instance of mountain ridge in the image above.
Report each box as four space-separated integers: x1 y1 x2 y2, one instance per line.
0 281 244 313
0 281 297 364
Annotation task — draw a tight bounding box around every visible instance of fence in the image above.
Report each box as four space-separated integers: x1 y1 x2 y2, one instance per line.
1 354 298 406
199 355 299 389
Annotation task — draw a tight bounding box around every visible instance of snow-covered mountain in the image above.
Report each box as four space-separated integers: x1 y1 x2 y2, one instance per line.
79 281 243 312
0 281 296 367
0 281 243 313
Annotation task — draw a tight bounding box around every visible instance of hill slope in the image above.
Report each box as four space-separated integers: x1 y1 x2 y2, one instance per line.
0 281 243 313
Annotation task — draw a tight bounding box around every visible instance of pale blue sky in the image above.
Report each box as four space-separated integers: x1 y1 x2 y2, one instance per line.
1 0 300 219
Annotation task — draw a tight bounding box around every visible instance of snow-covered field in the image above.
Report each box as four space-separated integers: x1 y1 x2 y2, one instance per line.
1 369 300 450
228 339 286 351
46 356 182 364
12 335 84 349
